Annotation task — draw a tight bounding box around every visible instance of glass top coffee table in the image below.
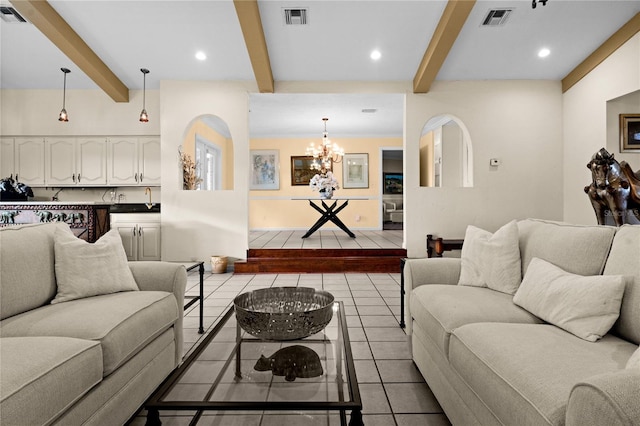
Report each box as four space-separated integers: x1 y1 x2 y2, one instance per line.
144 300 363 426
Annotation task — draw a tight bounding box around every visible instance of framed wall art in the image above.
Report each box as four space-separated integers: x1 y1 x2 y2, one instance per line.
249 150 279 190
620 114 640 152
383 172 403 194
342 153 369 188
291 156 330 186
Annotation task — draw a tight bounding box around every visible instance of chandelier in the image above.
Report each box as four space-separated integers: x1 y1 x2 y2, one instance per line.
305 118 344 174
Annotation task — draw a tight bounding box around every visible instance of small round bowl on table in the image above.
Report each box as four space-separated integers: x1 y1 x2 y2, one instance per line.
233 287 335 341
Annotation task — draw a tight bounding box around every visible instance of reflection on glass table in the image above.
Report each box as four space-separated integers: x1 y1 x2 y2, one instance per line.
144 301 363 426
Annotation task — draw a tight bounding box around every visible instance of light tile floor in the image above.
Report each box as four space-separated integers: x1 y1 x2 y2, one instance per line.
130 270 451 426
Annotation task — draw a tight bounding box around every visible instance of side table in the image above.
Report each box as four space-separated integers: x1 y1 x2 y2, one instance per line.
176 261 205 334
426 234 464 258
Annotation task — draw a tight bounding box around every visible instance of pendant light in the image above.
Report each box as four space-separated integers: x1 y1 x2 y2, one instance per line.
58 68 70 122
139 68 149 122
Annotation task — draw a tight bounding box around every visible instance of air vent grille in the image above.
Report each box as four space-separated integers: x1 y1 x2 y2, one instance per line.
482 9 512 26
0 6 26 23
284 8 308 25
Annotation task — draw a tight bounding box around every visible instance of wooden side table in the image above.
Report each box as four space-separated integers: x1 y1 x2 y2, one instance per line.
426 234 464 258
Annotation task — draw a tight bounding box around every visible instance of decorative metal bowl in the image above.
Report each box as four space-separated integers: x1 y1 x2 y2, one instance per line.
234 287 335 341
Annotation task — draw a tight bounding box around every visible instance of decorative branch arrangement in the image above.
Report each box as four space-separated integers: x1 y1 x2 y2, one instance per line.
179 148 202 190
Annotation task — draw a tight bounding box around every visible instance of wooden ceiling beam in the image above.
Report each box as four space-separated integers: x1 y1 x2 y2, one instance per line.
10 0 129 102
413 0 476 94
234 0 274 93
562 12 640 93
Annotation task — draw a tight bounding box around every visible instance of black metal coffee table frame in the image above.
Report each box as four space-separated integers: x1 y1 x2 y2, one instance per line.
144 301 363 426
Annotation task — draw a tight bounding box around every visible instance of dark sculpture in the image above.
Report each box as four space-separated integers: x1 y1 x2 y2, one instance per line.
585 148 640 226
0 177 33 201
254 345 323 382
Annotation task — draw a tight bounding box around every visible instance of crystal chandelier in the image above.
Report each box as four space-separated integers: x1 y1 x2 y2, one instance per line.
305 118 344 174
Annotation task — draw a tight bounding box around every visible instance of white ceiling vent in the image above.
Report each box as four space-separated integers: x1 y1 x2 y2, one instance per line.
283 8 308 25
481 9 512 26
0 6 27 23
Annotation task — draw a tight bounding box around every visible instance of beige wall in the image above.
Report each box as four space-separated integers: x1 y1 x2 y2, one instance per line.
419 132 434 186
0 89 159 136
249 136 402 230
160 81 253 262
563 33 640 225
405 80 564 256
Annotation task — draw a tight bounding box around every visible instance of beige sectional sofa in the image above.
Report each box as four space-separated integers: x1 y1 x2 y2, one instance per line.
0 222 187 426
404 219 640 426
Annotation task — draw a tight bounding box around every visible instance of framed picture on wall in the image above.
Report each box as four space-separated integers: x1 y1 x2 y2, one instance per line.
343 153 369 188
620 114 640 152
250 150 279 190
291 156 330 186
383 172 403 194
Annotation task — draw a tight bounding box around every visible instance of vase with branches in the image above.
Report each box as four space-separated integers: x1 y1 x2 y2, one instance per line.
179 148 202 190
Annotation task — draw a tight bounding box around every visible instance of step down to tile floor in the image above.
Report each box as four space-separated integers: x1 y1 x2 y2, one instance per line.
234 248 407 274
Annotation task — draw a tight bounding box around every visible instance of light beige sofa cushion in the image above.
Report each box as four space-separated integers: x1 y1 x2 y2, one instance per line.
0 223 66 320
52 227 139 304
449 323 636 426
517 219 616 276
603 224 640 345
514 257 625 342
410 285 541 359
0 336 102 426
458 220 522 295
0 291 178 376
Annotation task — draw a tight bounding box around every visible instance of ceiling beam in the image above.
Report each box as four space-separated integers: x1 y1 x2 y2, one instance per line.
413 0 476 94
562 12 640 93
10 0 129 102
234 0 274 93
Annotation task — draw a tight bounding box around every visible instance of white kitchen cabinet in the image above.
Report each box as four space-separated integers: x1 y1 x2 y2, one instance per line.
111 213 161 261
108 137 160 186
1 138 14 179
1 137 42 183
46 137 107 186
139 137 161 185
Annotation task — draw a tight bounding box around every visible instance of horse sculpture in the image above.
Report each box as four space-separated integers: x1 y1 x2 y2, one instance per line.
584 148 640 226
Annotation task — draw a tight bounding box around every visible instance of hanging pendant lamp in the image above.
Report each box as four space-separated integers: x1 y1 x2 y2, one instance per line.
139 68 149 122
58 68 70 122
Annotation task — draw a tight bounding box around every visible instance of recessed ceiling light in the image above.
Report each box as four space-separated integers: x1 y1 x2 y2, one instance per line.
195 51 207 61
538 48 550 58
370 50 381 61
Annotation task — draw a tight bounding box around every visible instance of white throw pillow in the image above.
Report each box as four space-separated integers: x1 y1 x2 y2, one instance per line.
627 347 640 370
513 257 625 342
458 220 522 295
52 228 139 304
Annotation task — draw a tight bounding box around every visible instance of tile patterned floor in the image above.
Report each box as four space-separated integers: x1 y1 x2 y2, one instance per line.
130 270 450 426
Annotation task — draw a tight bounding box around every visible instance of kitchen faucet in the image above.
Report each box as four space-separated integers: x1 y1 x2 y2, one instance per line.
145 187 154 209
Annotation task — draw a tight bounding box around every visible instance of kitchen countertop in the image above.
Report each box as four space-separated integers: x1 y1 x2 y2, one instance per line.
110 203 160 213
0 202 161 213
0 201 113 205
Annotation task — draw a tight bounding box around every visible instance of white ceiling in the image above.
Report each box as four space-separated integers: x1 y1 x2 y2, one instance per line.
1 0 639 137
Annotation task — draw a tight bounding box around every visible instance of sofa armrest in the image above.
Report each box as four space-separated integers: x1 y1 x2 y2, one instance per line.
566 369 640 426
128 261 187 365
403 258 461 335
